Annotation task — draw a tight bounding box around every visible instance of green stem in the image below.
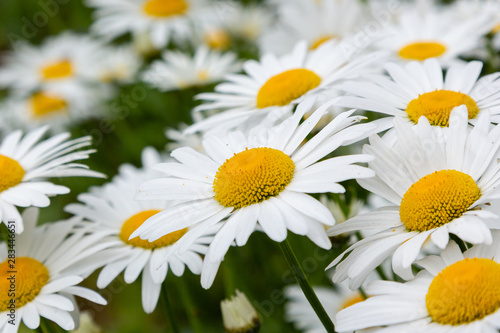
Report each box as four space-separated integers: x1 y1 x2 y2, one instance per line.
279 239 336 333
161 283 180 333
222 256 236 297
176 277 204 333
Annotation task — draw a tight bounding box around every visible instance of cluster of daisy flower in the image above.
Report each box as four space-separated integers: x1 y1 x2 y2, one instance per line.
2 0 500 332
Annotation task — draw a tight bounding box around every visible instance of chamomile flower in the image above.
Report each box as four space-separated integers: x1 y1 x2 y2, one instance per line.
142 46 241 92
65 147 219 313
373 2 493 66
1 85 106 132
338 59 500 128
86 0 208 49
0 32 108 93
327 106 500 290
285 283 365 333
193 1 273 50
97 45 142 84
132 98 375 289
187 40 385 134
0 208 107 333
335 234 500 332
259 0 366 55
0 127 104 233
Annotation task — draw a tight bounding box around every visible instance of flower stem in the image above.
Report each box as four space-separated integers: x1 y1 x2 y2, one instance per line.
161 283 180 333
279 239 336 333
176 277 204 333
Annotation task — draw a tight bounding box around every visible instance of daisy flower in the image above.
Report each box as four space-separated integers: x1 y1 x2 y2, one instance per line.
338 58 500 129
335 233 500 332
221 290 260 333
0 208 107 333
86 0 208 49
259 0 367 55
0 32 108 93
132 98 376 282
193 1 273 50
65 147 219 313
373 1 493 66
327 106 500 290
285 282 367 333
1 85 107 132
97 45 143 84
187 40 385 134
0 126 104 233
142 46 241 92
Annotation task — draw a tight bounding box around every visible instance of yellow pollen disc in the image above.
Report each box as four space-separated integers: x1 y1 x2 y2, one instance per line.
310 35 335 50
492 23 500 34
30 92 68 118
426 258 500 325
340 294 365 310
400 170 480 232
143 0 188 17
398 41 447 61
0 257 49 311
197 70 209 81
120 210 188 249
41 60 73 80
256 69 321 109
406 90 479 127
213 148 295 208
205 29 231 50
0 155 25 192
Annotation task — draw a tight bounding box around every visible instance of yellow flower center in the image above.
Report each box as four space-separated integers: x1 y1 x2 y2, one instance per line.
340 293 365 310
143 0 188 17
398 41 447 61
492 23 500 34
213 148 295 208
400 170 480 232
310 35 334 50
41 60 73 80
406 90 479 127
0 257 50 311
30 92 68 118
0 155 25 192
426 258 500 325
205 29 231 50
256 69 321 109
120 210 187 249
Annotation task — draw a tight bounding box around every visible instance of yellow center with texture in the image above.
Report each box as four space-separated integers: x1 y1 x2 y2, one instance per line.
120 210 188 249
213 148 295 208
0 257 49 311
256 69 321 108
143 0 188 17
406 90 479 127
398 42 446 61
41 60 73 80
400 170 480 231
30 92 68 118
426 258 500 325
0 155 25 192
